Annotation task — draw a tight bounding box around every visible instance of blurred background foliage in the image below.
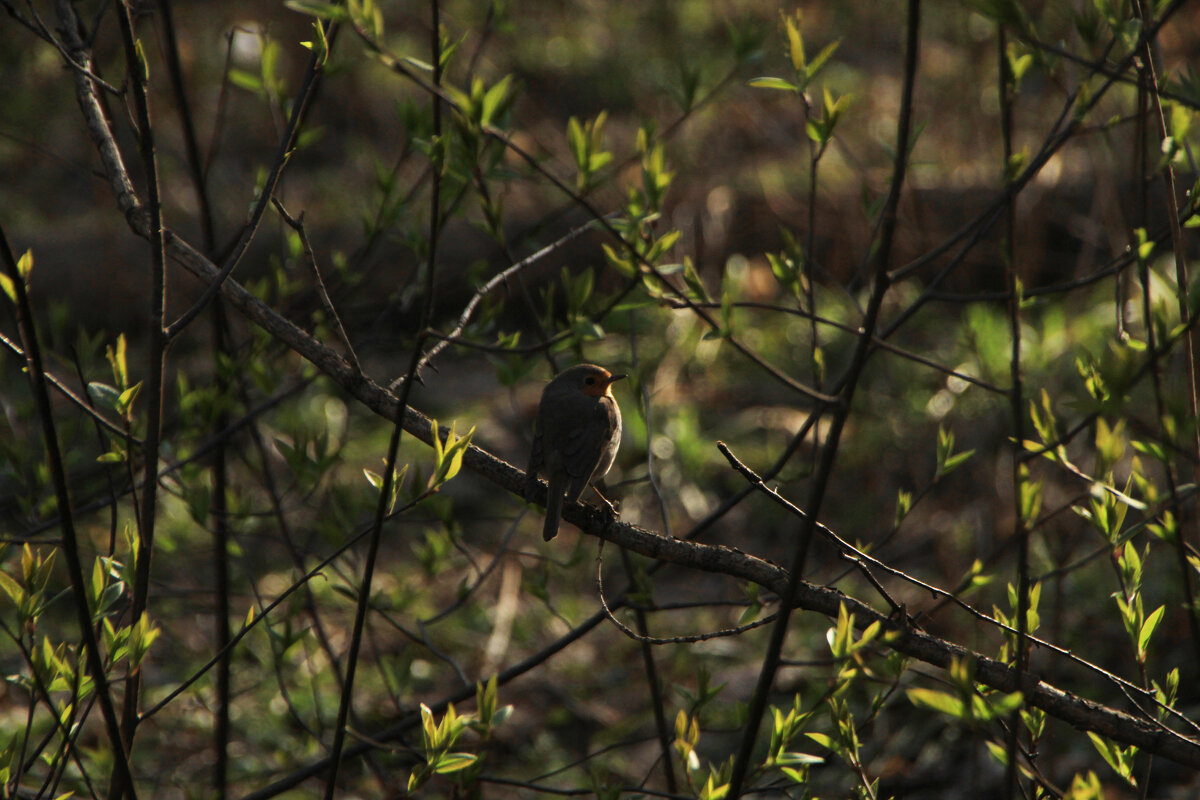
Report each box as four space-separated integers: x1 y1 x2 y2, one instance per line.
2 0 1200 798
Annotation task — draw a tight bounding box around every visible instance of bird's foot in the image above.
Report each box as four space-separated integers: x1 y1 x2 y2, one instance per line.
591 486 619 522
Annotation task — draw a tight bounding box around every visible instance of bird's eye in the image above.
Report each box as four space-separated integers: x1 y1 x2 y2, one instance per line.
585 377 595 385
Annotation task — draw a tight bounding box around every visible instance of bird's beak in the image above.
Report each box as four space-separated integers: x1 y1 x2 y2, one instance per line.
606 373 628 386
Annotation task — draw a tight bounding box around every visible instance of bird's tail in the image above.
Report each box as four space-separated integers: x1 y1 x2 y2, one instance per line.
543 477 565 541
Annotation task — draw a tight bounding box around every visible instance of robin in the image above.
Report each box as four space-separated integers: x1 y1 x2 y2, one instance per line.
524 364 625 541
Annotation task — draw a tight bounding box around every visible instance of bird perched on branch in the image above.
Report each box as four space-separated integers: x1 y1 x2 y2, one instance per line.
524 364 625 540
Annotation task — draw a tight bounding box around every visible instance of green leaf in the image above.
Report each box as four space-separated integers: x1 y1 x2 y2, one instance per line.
1066 771 1103 799
805 732 834 749
588 151 613 172
301 20 330 65
128 612 161 668
349 0 384 39
776 751 824 766
828 602 854 658
935 425 974 478
480 75 513 127
766 252 800 297
402 55 435 73
432 752 478 774
1132 439 1167 463
1018 466 1043 525
602 243 634 277
984 739 1009 766
1087 732 1137 786
88 382 121 412
571 319 605 341
986 691 1024 716
780 766 807 783
942 450 974 475
1132 227 1154 262
1007 47 1033 85
134 39 150 83
907 688 966 718
682 258 710 302
90 557 105 608
17 249 32 280
566 117 585 163
285 0 351 21
699 775 730 800
807 40 841 78
647 229 682 263
107 334 129 389
363 468 382 490
1138 604 1165 655
566 112 610 190
783 11 806 73
117 381 143 415
1004 150 1028 183
441 433 471 483
430 422 475 489
894 489 913 526
748 76 799 92
228 68 264 93
0 570 24 606
3 250 31 301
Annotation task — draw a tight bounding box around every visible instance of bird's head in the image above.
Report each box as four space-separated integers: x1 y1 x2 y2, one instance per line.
552 363 626 398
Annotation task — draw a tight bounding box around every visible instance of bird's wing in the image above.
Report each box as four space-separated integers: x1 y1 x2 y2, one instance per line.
524 428 545 479
558 400 616 499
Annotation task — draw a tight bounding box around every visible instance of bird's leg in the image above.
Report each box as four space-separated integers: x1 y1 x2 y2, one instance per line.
589 483 619 520
523 434 545 503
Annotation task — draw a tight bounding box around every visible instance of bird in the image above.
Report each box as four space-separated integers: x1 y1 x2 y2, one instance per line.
524 363 625 541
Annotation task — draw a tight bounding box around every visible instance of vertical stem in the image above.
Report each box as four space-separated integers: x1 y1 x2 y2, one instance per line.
155 2 232 790
157 0 215 252
996 25 1030 800
212 303 232 800
0 226 139 799
1133 0 1200 668
112 5 168 796
324 3 445 795
805 125 822 394
726 2 920 795
618 548 677 793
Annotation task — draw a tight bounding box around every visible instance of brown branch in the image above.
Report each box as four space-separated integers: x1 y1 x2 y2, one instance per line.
271 198 362 373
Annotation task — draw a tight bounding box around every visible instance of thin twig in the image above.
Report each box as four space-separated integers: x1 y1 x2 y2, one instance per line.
272 198 362 373
0 333 140 444
110 1 170 785
402 216 604 383
165 20 340 339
